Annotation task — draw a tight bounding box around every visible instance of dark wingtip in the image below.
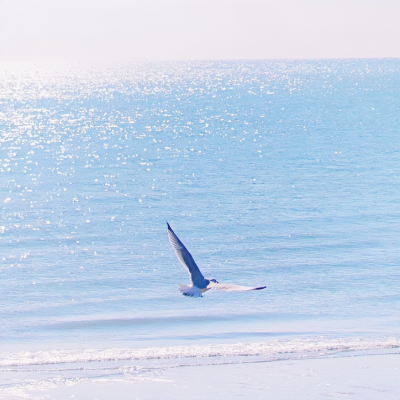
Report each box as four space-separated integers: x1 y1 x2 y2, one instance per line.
166 221 172 231
253 286 267 290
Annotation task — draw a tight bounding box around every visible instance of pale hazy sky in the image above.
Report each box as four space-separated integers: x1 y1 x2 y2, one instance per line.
0 0 399 62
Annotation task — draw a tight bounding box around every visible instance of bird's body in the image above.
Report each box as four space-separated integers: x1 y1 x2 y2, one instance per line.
167 222 266 297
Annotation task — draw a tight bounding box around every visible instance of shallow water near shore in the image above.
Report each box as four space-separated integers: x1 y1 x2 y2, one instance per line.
0 59 399 397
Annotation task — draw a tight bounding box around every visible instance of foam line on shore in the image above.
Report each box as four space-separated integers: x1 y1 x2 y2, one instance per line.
1 336 399 367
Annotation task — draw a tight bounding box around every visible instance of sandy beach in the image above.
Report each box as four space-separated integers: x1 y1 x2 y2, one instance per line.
8 353 398 400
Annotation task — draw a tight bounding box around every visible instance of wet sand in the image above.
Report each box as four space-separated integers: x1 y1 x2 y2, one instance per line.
17 353 399 400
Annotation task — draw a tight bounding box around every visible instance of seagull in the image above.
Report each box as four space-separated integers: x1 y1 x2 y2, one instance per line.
167 222 266 297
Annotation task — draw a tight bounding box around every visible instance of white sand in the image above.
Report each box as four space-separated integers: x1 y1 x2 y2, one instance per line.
10 353 400 400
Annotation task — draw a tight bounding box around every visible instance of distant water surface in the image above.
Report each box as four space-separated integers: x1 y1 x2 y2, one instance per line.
0 59 399 395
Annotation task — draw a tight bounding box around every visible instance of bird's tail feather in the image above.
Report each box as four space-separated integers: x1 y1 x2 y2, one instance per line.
177 284 202 298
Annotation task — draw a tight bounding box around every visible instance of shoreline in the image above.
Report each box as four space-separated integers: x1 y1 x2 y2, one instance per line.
4 352 398 400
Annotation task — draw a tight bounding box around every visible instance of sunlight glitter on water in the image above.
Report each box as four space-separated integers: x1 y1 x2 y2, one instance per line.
0 59 399 351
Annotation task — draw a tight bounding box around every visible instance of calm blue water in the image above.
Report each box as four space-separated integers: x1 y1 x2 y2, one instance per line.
0 59 399 394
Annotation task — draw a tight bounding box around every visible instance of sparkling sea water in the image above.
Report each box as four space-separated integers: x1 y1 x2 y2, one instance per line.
0 59 399 395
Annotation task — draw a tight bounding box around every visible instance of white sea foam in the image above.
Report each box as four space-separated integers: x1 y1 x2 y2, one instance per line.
1 337 399 368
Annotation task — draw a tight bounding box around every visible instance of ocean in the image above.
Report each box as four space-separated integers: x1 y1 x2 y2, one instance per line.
0 59 399 397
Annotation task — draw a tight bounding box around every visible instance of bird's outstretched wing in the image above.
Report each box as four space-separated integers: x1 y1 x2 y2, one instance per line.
208 282 266 292
167 223 205 286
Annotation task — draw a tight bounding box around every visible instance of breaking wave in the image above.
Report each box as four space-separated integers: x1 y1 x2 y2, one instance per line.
2 336 399 368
